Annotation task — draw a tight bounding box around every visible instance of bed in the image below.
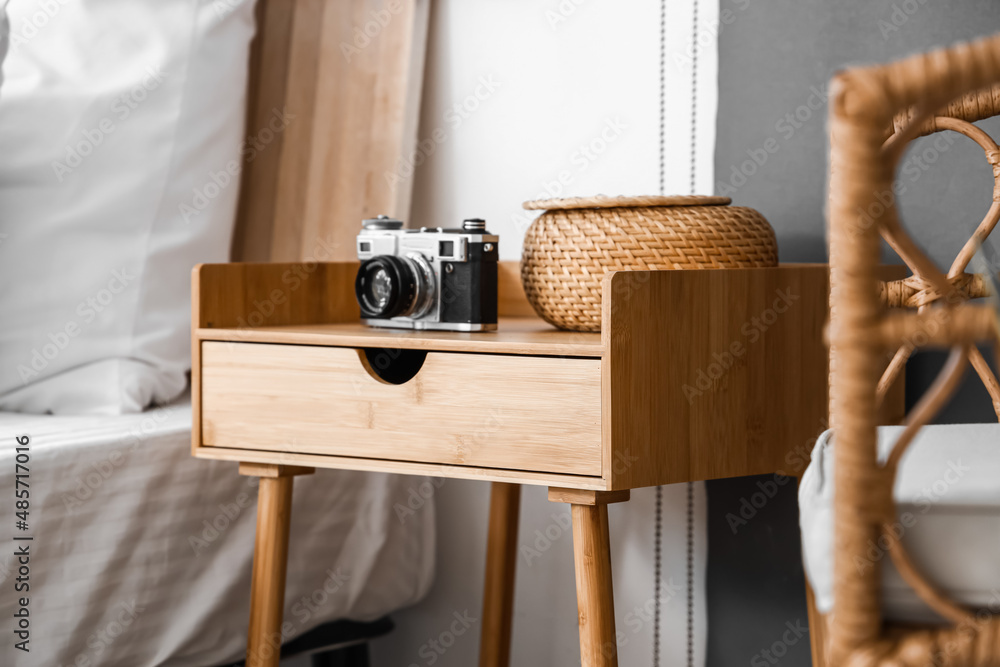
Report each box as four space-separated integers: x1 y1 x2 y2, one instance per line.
0 396 434 666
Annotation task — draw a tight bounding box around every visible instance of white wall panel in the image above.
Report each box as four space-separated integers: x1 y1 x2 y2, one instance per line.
364 1 718 665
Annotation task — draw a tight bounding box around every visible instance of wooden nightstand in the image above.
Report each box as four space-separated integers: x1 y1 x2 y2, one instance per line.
191 261 829 667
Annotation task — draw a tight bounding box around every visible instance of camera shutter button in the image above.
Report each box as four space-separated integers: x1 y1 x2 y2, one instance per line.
363 215 404 230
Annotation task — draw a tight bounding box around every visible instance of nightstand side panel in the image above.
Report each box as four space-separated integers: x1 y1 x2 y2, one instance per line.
602 266 830 489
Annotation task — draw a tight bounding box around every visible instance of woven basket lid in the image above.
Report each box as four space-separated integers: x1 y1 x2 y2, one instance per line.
519 193 776 332
522 194 731 211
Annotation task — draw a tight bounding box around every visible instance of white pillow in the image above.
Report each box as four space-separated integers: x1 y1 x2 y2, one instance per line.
0 0 256 414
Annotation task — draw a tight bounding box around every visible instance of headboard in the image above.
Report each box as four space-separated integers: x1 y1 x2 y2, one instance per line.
231 0 430 263
228 0 537 317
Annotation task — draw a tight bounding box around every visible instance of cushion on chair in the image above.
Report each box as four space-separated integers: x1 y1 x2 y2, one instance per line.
800 424 1000 624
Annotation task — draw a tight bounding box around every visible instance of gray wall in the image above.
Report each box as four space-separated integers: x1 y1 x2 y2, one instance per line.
710 2 1000 665
715 0 1000 266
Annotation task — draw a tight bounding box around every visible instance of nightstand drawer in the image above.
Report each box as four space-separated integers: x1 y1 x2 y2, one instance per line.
200 342 603 476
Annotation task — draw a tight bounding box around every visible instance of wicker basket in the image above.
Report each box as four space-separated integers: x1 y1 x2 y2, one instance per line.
520 195 778 331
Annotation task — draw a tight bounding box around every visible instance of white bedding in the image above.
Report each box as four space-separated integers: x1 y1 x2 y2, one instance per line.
800 424 1000 624
0 397 435 666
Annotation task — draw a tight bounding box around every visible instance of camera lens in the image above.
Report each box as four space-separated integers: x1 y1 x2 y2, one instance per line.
355 256 416 318
369 268 392 306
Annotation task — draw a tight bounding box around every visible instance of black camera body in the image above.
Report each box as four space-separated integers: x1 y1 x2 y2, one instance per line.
354 216 498 332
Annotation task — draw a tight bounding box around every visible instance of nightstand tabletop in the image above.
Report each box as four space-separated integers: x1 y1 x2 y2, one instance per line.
196 316 603 357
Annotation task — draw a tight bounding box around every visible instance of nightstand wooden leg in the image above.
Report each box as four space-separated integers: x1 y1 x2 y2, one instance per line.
240 463 315 667
548 488 629 667
479 482 521 667
571 503 618 667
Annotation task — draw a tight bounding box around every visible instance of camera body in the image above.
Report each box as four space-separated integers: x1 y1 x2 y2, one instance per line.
355 216 498 332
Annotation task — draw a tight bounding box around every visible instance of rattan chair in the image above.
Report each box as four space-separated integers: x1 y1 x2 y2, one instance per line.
823 32 1000 666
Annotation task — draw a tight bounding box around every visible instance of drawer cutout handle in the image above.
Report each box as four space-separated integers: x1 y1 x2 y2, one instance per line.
357 348 427 385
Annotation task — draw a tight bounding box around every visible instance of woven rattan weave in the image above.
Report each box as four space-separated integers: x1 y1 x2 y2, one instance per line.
520 195 778 331
825 33 1000 667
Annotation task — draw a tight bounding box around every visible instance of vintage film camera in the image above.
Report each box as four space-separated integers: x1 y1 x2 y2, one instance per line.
354 215 498 331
